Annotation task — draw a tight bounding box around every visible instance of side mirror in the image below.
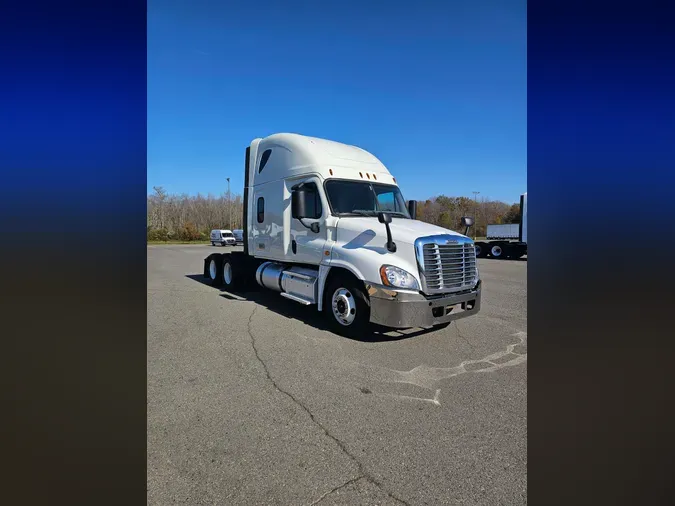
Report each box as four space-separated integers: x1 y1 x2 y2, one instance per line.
377 212 396 252
461 216 474 227
461 216 474 236
407 200 417 220
291 189 309 219
377 212 392 224
292 188 321 234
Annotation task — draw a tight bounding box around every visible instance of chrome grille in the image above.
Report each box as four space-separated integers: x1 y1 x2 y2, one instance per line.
415 235 477 294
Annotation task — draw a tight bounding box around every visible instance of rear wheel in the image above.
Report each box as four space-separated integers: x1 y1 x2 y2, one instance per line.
211 241 215 246
490 244 507 259
221 254 243 291
324 276 371 339
207 255 223 286
475 242 488 258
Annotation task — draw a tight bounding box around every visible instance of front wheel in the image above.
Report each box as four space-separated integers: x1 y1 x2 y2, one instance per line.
324 277 371 338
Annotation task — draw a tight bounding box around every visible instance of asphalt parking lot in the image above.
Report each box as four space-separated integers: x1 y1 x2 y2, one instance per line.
147 245 527 505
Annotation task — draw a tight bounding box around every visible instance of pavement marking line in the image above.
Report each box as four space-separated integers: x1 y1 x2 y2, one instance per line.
359 332 527 394
377 388 442 407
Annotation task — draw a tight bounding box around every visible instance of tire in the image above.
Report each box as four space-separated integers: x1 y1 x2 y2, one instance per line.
220 254 243 291
206 254 223 286
211 241 215 246
475 242 488 258
323 276 371 338
490 244 507 259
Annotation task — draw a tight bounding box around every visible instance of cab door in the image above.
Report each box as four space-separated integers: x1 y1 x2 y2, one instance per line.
289 177 328 265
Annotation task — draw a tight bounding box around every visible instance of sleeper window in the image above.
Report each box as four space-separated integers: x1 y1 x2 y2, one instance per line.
258 150 272 173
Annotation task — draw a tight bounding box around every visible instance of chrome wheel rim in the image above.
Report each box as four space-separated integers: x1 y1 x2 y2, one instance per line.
209 259 217 279
332 288 356 326
491 246 502 256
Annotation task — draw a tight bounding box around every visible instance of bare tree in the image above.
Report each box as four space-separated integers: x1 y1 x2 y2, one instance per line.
148 189 518 241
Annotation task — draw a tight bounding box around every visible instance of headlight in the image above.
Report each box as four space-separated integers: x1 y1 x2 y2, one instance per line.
379 265 419 290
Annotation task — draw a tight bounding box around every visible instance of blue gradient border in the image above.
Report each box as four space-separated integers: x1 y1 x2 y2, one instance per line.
528 1 674 505
1 2 147 504
2 0 674 504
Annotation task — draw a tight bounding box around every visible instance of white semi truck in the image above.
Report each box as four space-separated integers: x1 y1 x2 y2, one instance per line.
474 193 527 259
203 133 481 337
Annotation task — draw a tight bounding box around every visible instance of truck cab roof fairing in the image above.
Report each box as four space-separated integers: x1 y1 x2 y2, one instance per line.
250 133 396 187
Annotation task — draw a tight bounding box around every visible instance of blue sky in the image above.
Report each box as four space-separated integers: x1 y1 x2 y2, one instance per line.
148 0 526 204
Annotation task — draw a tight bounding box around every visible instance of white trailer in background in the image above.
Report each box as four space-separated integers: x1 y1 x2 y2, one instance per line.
475 192 527 259
203 133 482 337
486 224 519 240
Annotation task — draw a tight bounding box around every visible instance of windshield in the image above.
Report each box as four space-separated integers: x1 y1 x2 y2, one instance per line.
325 180 411 218
222 233 233 238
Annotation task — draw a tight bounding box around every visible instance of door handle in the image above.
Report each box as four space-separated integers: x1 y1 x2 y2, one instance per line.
292 239 297 254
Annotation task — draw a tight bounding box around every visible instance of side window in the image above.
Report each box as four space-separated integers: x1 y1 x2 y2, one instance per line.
304 183 322 219
258 149 272 173
376 191 396 211
257 197 264 223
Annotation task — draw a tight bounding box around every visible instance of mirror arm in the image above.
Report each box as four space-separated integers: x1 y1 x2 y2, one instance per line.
298 218 320 233
383 222 396 252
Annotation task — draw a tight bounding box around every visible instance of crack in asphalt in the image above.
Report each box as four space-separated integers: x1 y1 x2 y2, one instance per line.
309 476 365 505
246 305 410 506
453 321 475 350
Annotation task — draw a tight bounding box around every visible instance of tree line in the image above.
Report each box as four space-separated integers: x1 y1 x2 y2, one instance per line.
147 186 520 241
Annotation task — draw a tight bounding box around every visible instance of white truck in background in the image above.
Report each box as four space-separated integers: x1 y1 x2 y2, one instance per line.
210 229 237 247
474 192 527 259
203 133 482 337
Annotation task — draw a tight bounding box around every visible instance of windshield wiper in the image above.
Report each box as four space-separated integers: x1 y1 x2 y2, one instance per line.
335 210 378 217
336 209 409 218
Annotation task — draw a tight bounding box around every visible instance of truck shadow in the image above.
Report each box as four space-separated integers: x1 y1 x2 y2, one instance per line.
185 274 439 343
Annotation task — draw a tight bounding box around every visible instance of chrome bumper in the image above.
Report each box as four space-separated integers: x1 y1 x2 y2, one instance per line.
366 281 481 329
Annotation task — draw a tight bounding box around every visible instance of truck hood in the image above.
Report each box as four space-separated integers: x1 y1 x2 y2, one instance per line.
335 217 470 248
330 217 472 287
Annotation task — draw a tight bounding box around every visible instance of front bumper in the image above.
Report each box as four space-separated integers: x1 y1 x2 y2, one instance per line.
366 281 481 329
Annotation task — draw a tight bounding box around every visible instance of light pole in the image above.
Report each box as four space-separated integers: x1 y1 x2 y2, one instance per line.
227 177 231 229
472 191 480 240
